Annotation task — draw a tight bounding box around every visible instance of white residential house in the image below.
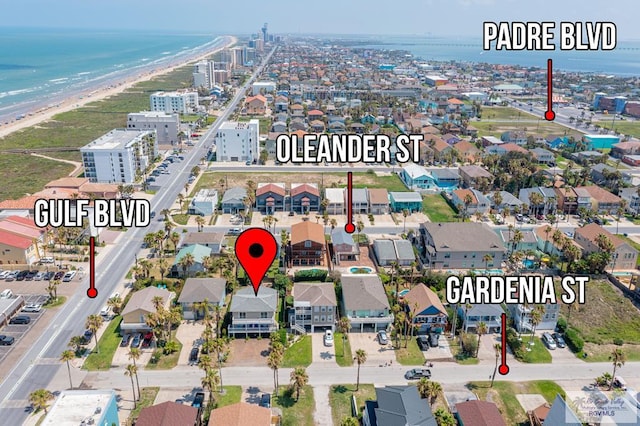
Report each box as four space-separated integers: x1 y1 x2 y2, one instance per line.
188 189 218 216
325 188 345 215
80 129 157 184
215 120 259 163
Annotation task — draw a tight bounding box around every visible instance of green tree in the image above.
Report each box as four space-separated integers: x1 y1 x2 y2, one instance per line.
491 343 501 388
337 317 351 357
475 321 487 358
354 349 367 391
609 349 626 390
85 314 103 353
202 369 221 403
124 364 138 408
60 350 75 390
290 367 309 401
29 389 53 414
128 348 142 399
267 350 283 390
179 252 195 277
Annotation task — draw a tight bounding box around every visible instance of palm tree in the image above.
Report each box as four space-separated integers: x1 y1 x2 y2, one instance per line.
337 317 351 357
544 225 553 254
202 369 221 403
125 364 138 408
211 338 227 392
402 209 409 232
290 367 309 401
267 350 283 391
528 306 543 347
161 208 171 221
463 194 473 221
511 229 523 254
482 253 493 269
179 252 195 277
425 381 442 407
475 322 487 358
60 350 75 390
85 314 103 353
354 349 367 391
29 389 53 414
195 215 205 232
128 348 142 399
609 349 626 390
417 377 431 399
170 231 181 254
491 344 501 387
157 258 168 281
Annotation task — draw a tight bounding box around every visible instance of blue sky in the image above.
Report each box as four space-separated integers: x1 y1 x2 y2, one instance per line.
3 0 639 39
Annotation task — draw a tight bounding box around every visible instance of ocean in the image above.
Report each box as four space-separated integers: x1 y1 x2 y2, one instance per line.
334 34 640 76
0 27 222 121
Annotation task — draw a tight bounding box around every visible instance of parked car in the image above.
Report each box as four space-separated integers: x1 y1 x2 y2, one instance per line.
43 271 55 280
0 270 10 280
189 347 199 364
21 304 42 313
15 270 29 281
404 368 432 380
34 272 46 281
62 271 76 282
0 335 15 346
428 333 440 348
83 329 94 343
324 330 334 347
260 393 271 408
9 315 31 325
417 336 430 351
141 332 154 348
552 332 566 348
377 330 389 345
542 332 557 350
131 333 142 348
24 270 37 281
192 392 205 409
228 228 241 235
515 214 524 222
39 257 55 264
120 334 132 347
54 271 65 280
0 289 13 299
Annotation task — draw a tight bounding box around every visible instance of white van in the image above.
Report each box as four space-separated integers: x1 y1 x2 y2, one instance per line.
100 305 112 318
0 289 13 299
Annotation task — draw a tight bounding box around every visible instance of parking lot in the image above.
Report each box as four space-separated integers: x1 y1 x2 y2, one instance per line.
0 294 49 363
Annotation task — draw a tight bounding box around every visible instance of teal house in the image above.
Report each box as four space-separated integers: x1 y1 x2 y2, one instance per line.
400 164 436 190
583 134 620 150
172 243 213 277
389 192 423 212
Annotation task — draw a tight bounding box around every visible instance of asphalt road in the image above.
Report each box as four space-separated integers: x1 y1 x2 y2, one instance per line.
0 37 275 425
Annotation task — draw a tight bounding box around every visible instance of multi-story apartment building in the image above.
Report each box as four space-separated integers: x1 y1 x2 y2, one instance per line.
291 282 337 332
81 129 157 184
126 111 179 147
214 120 259 162
149 91 198 114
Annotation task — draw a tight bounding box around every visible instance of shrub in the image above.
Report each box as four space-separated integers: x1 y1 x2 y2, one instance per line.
556 317 567 333
294 269 328 282
460 333 478 357
506 327 523 355
613 337 624 346
565 328 584 352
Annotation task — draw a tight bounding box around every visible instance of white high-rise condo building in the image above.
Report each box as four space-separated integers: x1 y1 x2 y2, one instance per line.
215 120 259 163
81 129 158 184
193 60 216 89
127 111 179 146
150 91 199 114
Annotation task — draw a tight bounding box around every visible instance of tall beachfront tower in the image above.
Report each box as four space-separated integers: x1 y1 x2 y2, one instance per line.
214 120 259 163
81 129 157 184
262 22 268 41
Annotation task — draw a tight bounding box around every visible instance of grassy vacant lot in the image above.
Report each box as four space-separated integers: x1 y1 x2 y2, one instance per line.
422 194 457 222
562 279 640 346
238 115 271 135
0 154 75 200
395 337 425 365
83 316 122 371
334 333 353 366
448 337 479 365
282 335 312 368
482 107 539 121
0 66 194 200
329 384 375 424
146 333 183 370
214 385 242 408
595 120 640 138
274 385 315 426
468 380 565 425
193 171 407 196
475 107 582 139
515 337 552 363
128 387 160 424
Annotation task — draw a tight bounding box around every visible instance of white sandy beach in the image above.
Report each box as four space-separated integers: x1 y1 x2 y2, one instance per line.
0 36 236 139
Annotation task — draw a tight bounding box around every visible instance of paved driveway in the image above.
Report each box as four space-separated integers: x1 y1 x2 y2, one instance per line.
176 322 206 366
349 332 395 365
311 332 335 364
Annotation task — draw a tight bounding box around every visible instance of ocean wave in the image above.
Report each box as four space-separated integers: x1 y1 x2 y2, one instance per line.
49 77 68 83
76 71 91 76
161 51 171 55
0 87 40 99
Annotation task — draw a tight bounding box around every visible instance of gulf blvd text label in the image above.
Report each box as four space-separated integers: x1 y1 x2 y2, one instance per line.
445 275 588 305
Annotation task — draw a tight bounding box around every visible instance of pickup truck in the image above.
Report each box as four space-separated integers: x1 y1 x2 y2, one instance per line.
404 368 432 380
192 392 205 409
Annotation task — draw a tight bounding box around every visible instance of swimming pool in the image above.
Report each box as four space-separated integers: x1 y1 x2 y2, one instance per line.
523 259 535 269
398 289 410 297
470 269 504 275
613 272 633 276
349 267 373 274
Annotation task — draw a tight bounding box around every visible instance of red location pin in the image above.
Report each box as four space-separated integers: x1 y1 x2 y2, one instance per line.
235 228 278 296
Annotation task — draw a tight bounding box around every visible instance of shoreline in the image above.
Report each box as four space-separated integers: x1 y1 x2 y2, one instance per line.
0 35 236 139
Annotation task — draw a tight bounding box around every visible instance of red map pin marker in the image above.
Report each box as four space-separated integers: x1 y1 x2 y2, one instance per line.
235 228 278 296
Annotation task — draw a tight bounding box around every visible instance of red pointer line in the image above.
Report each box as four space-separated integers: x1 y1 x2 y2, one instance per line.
87 236 98 298
544 59 556 121
344 172 355 234
499 313 509 375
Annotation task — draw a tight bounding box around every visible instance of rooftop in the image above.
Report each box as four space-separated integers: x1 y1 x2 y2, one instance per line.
42 390 116 426
341 274 390 311
82 129 152 151
293 282 337 306
421 222 505 252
